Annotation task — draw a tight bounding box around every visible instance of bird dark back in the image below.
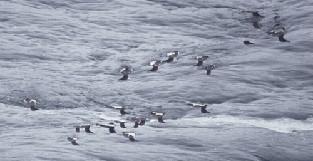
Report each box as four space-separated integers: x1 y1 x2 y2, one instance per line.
109 127 116 133
244 41 254 45
166 57 174 63
67 137 79 145
201 107 209 113
85 126 93 133
120 108 128 115
119 75 128 80
150 65 158 71
129 136 136 142
120 122 126 128
158 116 165 123
30 105 38 111
196 60 203 66
279 35 289 42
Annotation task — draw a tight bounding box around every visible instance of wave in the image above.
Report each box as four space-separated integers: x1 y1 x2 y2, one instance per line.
153 115 313 133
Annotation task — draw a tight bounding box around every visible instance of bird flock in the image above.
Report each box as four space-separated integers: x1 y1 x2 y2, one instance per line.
21 11 289 145
23 48 213 145
244 11 289 44
118 50 216 81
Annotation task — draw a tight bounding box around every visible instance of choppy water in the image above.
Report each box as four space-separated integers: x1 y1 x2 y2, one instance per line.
1 0 313 161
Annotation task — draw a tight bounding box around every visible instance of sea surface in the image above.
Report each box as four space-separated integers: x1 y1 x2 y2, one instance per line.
1 0 313 161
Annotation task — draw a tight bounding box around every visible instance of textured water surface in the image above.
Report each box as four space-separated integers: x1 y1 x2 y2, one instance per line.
1 0 313 161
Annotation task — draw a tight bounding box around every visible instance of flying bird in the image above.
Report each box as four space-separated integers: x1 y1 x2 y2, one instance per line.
150 60 161 71
24 98 39 111
187 102 210 113
114 120 127 128
123 132 136 142
67 136 79 145
119 65 132 80
204 64 216 75
74 125 93 133
243 40 254 45
112 105 130 115
151 112 165 123
163 51 179 63
268 23 289 42
195 56 209 66
96 123 116 133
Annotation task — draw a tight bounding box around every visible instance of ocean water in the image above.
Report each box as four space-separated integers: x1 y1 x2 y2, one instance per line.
0 0 313 161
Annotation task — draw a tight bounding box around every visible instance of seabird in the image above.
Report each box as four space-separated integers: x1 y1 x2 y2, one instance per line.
23 98 30 104
74 125 93 133
205 64 216 75
23 98 39 111
96 123 116 133
243 40 254 45
151 112 165 123
278 34 289 42
195 56 208 66
114 120 126 128
164 51 179 63
123 132 136 142
67 136 79 145
82 125 93 133
269 23 289 42
138 118 146 126
131 117 146 126
187 103 210 113
119 66 132 80
113 106 129 115
150 60 161 71
75 126 80 132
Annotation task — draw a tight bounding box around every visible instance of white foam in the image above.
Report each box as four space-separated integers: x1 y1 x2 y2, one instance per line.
180 115 313 133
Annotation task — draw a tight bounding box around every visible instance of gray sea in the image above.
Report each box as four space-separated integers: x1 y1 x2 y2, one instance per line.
1 0 313 161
